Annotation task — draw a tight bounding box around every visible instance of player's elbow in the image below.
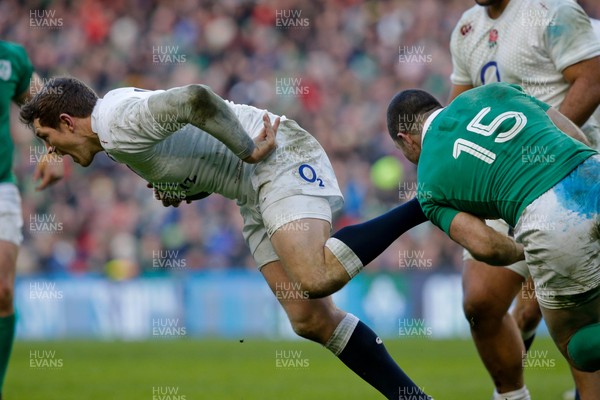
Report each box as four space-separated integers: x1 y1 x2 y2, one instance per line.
182 84 216 110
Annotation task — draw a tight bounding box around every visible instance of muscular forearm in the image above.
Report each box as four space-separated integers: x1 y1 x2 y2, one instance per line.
471 233 525 266
148 85 255 160
449 212 525 266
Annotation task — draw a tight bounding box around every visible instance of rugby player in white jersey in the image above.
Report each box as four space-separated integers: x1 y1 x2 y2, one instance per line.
448 1 600 399
20 77 432 400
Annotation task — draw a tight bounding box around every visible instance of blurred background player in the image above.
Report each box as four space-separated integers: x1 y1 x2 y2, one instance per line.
387 82 600 400
20 77 431 400
448 0 600 398
0 40 63 400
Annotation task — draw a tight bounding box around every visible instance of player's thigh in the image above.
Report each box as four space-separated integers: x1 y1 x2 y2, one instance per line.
261 260 342 334
264 195 333 270
463 258 525 316
541 291 600 360
270 219 331 269
0 183 22 288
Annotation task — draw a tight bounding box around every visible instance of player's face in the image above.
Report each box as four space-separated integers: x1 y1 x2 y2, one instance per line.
33 118 95 167
393 135 420 165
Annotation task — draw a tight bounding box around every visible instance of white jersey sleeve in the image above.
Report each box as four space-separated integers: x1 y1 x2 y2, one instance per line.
450 8 478 86
92 87 178 154
545 1 600 72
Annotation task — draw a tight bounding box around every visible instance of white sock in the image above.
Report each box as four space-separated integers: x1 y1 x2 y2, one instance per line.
325 237 363 278
493 386 531 400
323 313 359 356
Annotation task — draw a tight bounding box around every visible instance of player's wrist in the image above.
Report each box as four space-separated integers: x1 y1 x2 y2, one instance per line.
238 139 256 161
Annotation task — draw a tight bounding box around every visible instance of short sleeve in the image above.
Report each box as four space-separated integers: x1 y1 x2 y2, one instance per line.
419 196 460 235
545 2 600 72
12 44 33 99
449 21 473 86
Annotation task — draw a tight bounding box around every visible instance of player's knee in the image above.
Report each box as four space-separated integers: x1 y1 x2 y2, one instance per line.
289 313 329 343
513 303 542 332
463 291 503 328
567 323 600 372
0 280 14 312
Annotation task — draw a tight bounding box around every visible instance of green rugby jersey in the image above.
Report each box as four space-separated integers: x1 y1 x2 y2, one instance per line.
0 41 34 184
417 82 597 234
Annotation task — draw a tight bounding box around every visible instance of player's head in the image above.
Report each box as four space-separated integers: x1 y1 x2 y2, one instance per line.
386 89 442 164
20 76 100 166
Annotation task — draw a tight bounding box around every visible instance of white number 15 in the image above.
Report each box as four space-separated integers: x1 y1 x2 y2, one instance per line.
453 107 527 164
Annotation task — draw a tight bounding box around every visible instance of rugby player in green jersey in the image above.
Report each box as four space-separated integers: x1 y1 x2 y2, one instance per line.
387 82 600 380
0 41 64 399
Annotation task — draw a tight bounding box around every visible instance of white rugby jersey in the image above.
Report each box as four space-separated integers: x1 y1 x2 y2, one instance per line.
450 0 600 107
91 87 284 204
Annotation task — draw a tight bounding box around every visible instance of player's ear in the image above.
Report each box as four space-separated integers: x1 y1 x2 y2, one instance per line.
59 113 75 132
397 131 411 146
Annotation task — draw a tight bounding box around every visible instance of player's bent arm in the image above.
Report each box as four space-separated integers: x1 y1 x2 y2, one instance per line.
560 56 600 127
14 72 64 189
546 107 591 146
448 212 525 266
147 85 262 162
14 72 42 105
447 84 473 104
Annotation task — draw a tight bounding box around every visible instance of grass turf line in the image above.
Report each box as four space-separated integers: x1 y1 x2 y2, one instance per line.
8 338 572 399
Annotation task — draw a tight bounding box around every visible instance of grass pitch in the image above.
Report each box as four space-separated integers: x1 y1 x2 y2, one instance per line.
8 337 573 399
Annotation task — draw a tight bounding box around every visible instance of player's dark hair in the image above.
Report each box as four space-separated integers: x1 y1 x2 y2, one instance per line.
20 76 98 129
386 89 442 138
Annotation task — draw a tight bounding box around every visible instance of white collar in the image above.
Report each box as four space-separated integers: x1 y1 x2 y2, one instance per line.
421 108 444 146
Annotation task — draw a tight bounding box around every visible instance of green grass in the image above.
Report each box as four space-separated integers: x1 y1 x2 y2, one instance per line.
7 337 573 399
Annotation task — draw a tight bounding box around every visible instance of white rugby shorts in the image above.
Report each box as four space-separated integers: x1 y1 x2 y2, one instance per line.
515 155 600 309
0 183 23 246
463 219 530 279
239 119 343 269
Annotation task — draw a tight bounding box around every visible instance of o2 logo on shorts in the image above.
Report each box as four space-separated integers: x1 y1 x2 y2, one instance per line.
298 164 324 187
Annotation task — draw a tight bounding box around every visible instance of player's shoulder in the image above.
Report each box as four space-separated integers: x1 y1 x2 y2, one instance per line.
0 40 30 63
100 87 163 110
527 0 589 20
0 40 26 55
451 4 489 47
452 4 483 34
104 87 158 100
471 82 524 97
591 18 600 38
456 4 483 23
452 83 524 108
537 0 581 12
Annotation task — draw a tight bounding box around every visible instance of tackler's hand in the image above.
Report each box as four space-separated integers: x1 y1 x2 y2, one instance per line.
243 114 279 164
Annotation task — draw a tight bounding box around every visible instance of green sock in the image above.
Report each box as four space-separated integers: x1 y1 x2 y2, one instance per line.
0 314 16 394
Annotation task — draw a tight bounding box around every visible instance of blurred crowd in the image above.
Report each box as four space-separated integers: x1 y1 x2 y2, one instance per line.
3 0 599 277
